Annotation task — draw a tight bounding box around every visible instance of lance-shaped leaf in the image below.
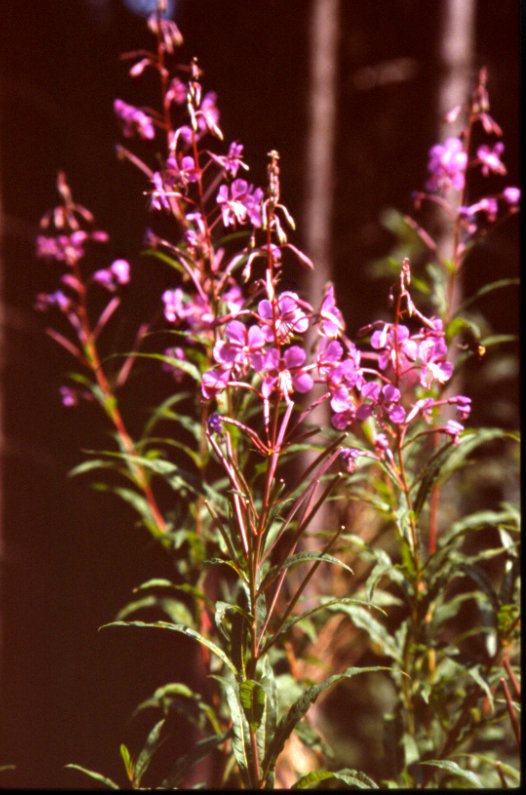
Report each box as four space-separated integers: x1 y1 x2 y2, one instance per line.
99 620 238 675
212 676 252 785
65 764 120 789
160 730 229 789
418 759 483 788
133 719 166 787
292 768 379 789
261 666 391 783
239 679 267 732
261 550 352 593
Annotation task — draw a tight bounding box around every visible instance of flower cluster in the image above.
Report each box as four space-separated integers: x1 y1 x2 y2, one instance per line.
419 72 520 244
200 264 471 456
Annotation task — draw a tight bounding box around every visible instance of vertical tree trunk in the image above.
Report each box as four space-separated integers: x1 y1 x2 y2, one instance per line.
299 0 340 550
435 0 476 313
0 73 5 666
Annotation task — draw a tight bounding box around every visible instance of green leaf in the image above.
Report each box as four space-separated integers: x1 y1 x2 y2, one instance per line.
100 620 238 675
239 680 267 731
262 666 391 783
212 676 252 784
272 597 382 645
365 548 406 602
91 483 152 523
332 604 401 662
262 550 353 591
292 768 379 789
116 595 195 626
142 247 188 275
439 429 519 483
133 719 166 787
119 744 134 783
206 557 248 582
441 508 519 548
65 764 120 789
134 682 219 733
68 458 116 478
160 731 229 788
412 442 452 517
419 759 483 787
456 277 520 315
124 351 202 383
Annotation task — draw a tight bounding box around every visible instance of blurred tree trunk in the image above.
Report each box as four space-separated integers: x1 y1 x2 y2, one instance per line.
298 0 340 557
0 73 5 667
435 0 476 314
276 3 340 785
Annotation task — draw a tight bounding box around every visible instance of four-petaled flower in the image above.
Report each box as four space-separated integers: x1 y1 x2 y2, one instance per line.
257 291 310 343
426 136 467 194
216 179 263 228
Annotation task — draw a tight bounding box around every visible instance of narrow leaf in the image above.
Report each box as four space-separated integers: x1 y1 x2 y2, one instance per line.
292 768 379 789
100 620 238 675
262 666 390 781
65 764 120 789
419 759 482 787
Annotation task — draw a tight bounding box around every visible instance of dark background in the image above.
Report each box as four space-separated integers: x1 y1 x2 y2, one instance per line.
0 0 520 788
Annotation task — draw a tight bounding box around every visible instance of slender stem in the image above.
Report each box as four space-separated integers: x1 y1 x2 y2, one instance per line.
500 677 521 747
71 258 167 535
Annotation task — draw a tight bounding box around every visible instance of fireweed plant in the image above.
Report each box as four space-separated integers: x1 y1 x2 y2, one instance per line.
34 6 520 790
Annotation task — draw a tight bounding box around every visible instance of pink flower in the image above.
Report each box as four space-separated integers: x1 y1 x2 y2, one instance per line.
93 259 130 291
114 99 155 140
459 198 498 222
477 142 506 176
209 142 248 177
213 321 266 371
256 346 314 400
503 186 520 206
319 285 345 338
217 179 264 228
426 137 467 194
257 291 310 343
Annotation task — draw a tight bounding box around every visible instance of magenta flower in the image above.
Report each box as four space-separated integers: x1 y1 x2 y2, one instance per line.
316 338 344 380
221 284 245 315
201 366 232 399
165 77 187 106
34 289 71 313
257 291 310 343
319 286 345 338
459 197 498 223
426 136 467 194
477 142 506 176
162 346 186 383
213 320 266 371
210 142 248 177
216 179 263 228
195 91 222 138
60 385 80 407
370 324 417 374
417 335 453 388
162 288 186 323
256 346 314 400
339 447 362 474
114 99 155 140
165 155 201 186
443 419 464 445
503 186 520 206
93 259 130 291
162 288 214 331
36 230 108 265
